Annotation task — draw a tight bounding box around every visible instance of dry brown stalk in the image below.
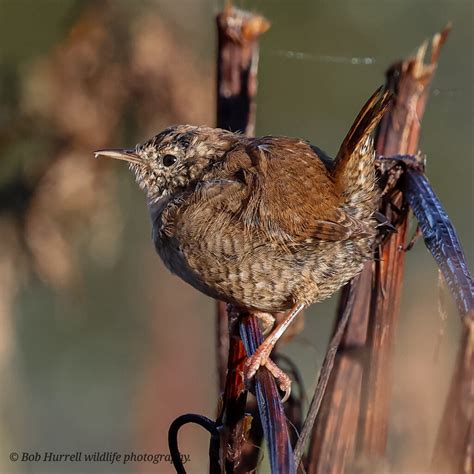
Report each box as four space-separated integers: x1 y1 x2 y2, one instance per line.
431 312 473 473
216 4 269 136
304 26 451 473
214 6 272 472
215 5 270 395
212 13 470 473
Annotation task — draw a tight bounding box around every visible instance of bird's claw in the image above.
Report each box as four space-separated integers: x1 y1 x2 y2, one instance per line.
377 153 426 173
244 350 292 403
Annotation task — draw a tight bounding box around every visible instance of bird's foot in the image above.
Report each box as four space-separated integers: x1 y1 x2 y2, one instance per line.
244 346 292 403
243 303 304 403
377 153 426 173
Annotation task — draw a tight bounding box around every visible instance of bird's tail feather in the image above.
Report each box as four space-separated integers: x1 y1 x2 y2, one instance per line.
334 86 392 215
335 85 392 167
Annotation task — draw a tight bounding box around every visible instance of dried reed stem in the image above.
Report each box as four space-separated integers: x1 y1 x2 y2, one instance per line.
215 6 275 473
304 26 451 472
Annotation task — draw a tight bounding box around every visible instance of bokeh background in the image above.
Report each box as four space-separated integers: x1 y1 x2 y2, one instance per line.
0 0 472 473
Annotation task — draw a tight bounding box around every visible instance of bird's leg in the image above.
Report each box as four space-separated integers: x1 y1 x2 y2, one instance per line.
244 303 305 402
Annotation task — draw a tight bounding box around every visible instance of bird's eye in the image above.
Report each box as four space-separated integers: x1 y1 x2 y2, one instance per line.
162 154 177 167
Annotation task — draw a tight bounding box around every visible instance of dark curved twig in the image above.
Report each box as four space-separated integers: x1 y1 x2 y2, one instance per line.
240 315 296 474
168 413 220 474
402 170 474 315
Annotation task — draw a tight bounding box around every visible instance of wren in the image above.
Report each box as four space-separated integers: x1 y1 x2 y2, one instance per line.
95 86 391 400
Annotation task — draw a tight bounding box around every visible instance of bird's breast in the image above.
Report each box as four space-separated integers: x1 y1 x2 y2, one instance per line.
148 194 376 312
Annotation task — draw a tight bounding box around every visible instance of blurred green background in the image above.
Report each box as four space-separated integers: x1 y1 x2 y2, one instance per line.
0 0 472 473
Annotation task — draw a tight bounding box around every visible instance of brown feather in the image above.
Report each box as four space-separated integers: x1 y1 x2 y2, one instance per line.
335 86 392 167
332 86 391 220
222 137 363 243
117 110 386 312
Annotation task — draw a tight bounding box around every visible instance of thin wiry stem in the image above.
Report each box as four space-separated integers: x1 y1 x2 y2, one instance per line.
294 278 357 466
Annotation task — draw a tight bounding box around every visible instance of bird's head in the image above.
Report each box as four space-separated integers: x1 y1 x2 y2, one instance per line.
95 125 237 202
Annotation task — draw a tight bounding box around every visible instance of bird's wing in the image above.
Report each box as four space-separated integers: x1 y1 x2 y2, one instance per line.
193 137 372 244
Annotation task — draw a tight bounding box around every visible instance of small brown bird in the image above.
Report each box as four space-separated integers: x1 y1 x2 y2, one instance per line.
95 87 391 400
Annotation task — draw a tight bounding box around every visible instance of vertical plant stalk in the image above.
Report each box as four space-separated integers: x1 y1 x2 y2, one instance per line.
431 312 474 473
294 277 360 468
240 315 296 474
216 5 269 136
402 165 474 473
299 269 372 472
214 6 270 472
305 26 450 472
215 5 270 393
362 25 450 455
215 323 249 472
217 300 230 393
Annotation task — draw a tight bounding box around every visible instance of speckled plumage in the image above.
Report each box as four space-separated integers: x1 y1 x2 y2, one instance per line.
149 137 370 312
95 87 391 396
140 88 391 313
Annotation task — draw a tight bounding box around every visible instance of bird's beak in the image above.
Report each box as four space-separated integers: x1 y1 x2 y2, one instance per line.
94 148 142 165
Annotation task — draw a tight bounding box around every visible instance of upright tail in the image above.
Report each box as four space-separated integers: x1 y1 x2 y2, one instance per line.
333 86 392 216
